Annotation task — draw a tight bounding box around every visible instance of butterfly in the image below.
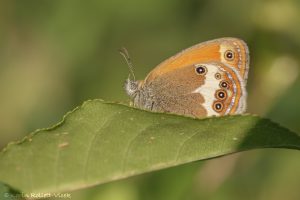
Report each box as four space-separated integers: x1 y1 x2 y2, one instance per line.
122 37 249 118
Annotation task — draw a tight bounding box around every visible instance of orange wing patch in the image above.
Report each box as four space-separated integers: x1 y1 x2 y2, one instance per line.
145 42 220 82
144 38 249 84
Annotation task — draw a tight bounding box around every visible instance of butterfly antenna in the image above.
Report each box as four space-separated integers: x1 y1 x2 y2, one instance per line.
119 47 136 81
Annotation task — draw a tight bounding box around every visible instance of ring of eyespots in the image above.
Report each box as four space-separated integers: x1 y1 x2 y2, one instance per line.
220 80 230 89
195 65 207 75
215 89 227 100
213 101 223 112
224 50 234 61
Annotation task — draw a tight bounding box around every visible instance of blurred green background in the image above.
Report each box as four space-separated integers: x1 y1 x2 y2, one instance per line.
1 0 300 199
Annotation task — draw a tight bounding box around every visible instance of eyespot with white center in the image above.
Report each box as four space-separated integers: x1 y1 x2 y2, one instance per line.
195 65 207 75
224 50 234 61
213 101 223 112
215 89 227 100
220 80 230 89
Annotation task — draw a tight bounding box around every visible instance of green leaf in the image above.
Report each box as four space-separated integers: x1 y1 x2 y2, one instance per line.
0 182 23 200
0 100 299 194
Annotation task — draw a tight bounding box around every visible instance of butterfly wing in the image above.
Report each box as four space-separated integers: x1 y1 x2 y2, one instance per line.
143 62 246 117
144 37 249 83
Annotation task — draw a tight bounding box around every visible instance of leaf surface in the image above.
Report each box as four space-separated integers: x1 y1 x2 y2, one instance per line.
0 100 299 193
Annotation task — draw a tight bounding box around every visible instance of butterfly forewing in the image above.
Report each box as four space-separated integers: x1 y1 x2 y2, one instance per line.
145 38 249 83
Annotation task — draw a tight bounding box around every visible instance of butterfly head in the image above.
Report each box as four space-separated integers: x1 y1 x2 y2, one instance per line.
124 78 139 99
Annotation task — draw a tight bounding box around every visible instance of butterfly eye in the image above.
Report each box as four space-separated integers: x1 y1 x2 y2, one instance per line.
215 89 227 100
215 73 221 80
220 80 229 89
195 65 207 75
224 50 234 61
213 101 223 112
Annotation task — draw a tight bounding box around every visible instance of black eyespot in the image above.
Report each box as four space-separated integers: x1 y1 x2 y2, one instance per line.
195 65 207 75
215 89 227 100
224 50 234 61
213 101 223 112
215 73 221 80
220 81 229 89
218 92 225 98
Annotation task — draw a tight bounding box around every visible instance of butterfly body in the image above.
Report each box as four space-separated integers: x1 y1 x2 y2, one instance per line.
125 38 249 118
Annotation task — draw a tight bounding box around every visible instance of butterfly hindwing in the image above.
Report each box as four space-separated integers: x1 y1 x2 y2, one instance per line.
141 61 246 117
